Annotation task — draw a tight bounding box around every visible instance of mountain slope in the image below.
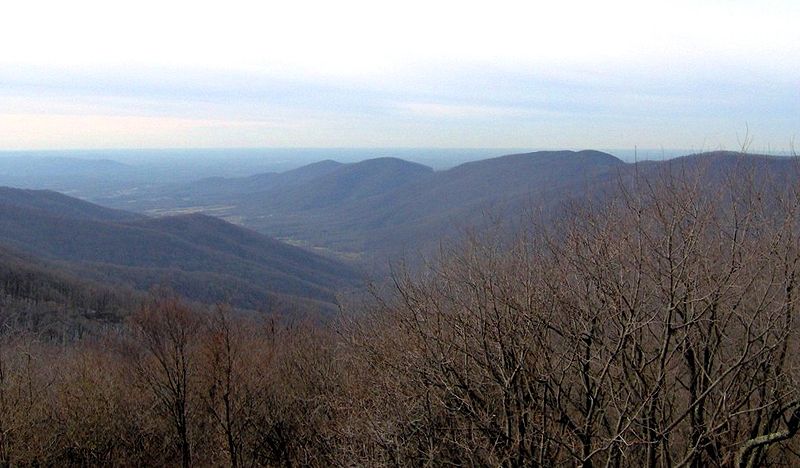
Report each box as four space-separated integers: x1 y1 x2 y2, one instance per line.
638 150 798 181
0 187 360 311
264 157 434 211
234 150 624 255
362 150 624 224
0 244 141 336
164 159 346 203
164 157 431 212
0 187 143 222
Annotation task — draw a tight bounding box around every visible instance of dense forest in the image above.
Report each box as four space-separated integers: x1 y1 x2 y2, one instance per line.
1 157 799 466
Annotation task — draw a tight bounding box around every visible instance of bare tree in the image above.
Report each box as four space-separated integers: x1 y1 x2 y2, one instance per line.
130 298 201 468
346 157 800 466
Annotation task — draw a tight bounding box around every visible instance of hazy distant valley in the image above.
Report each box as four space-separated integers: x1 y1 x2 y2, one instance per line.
31 148 787 263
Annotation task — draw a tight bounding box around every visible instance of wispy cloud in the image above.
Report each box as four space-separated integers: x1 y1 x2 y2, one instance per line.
0 0 797 150
0 113 308 150
395 102 542 119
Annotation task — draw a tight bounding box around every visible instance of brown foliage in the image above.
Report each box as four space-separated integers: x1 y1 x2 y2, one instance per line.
1 161 800 466
340 163 800 466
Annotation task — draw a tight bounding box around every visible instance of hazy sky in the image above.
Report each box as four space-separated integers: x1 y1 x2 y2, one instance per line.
1 0 798 150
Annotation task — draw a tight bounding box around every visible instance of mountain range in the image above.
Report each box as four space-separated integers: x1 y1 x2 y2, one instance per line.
90 150 796 266
1 149 795 322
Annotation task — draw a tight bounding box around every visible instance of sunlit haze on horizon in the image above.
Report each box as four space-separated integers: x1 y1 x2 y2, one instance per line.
1 0 798 151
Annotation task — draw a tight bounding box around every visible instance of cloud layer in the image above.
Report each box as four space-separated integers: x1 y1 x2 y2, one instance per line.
1 0 797 150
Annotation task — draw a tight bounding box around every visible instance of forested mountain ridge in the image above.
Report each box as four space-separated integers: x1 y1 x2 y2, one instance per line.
96 150 627 260
0 187 361 312
0 186 143 222
108 149 793 263
1 150 791 314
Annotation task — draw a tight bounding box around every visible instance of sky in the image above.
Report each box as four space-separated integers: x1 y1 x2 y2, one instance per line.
0 0 798 151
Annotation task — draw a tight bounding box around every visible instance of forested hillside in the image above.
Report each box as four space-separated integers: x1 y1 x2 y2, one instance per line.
0 244 140 337
0 154 798 466
0 187 361 312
